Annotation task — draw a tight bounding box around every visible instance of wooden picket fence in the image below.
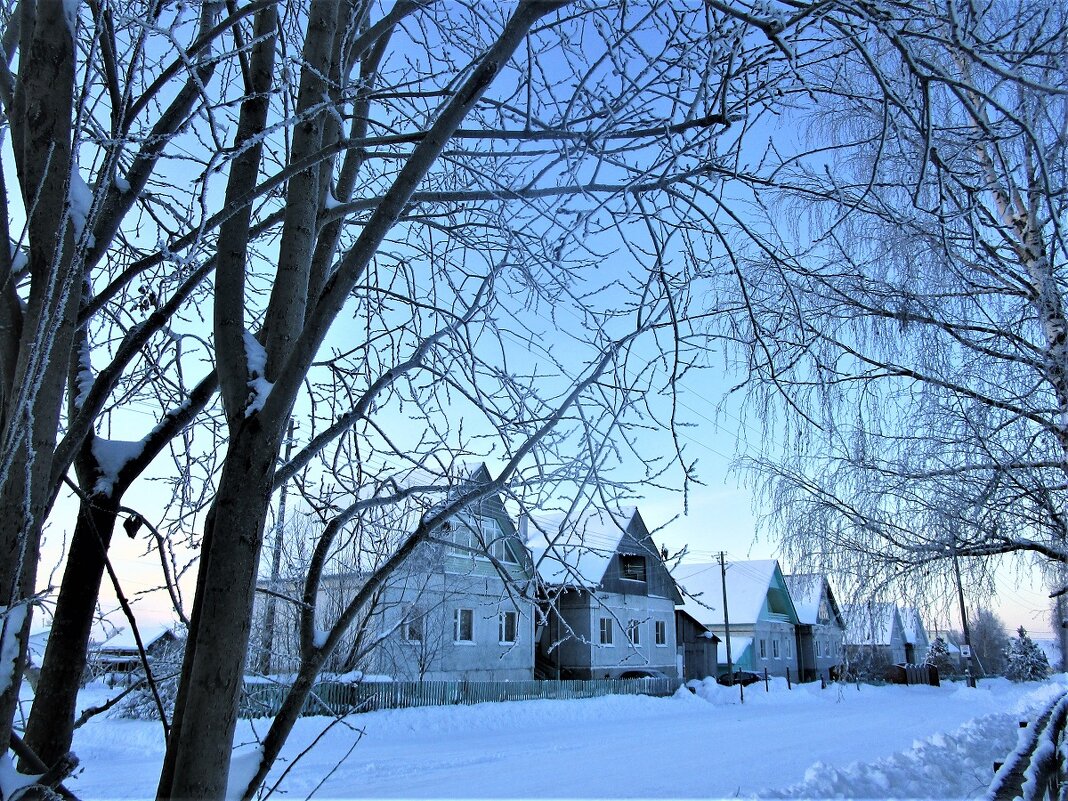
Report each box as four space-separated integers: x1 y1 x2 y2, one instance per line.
239 677 682 718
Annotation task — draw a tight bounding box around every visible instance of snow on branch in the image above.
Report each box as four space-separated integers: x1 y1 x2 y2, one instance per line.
243 330 273 418
92 437 148 497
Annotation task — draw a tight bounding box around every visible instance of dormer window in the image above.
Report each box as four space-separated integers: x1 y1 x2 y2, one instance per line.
619 554 647 582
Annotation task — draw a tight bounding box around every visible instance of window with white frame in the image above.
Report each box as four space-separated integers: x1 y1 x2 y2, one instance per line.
403 608 425 642
499 610 518 644
759 639 767 659
482 517 518 563
772 639 780 659
626 619 640 645
815 640 822 657
655 620 667 646
444 519 477 551
599 617 613 645
785 639 792 659
454 608 474 642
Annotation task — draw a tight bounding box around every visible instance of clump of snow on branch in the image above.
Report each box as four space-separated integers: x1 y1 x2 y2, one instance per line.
0 753 42 800
75 340 94 408
226 744 264 801
92 437 147 496
0 603 27 698
243 331 273 417
68 169 94 244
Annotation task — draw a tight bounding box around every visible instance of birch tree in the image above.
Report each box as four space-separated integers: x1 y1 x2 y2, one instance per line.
729 0 1068 608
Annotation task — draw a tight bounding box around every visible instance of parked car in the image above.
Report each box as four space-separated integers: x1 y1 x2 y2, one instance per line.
716 670 762 687
619 669 670 680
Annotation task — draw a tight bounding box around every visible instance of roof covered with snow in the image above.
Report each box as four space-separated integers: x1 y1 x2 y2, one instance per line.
842 603 902 646
783 574 824 624
898 607 929 646
530 507 640 589
93 624 179 653
673 559 795 627
784 573 844 628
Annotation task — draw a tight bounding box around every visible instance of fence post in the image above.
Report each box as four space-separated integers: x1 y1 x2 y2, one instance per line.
786 667 792 690
764 668 769 692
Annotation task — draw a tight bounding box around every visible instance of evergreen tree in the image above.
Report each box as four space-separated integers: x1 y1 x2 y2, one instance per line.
925 636 957 677
1005 627 1052 682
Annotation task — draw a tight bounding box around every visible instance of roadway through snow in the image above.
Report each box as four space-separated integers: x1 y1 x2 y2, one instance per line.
64 678 1056 798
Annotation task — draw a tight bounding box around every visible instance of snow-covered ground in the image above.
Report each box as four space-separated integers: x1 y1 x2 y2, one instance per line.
43 675 1068 799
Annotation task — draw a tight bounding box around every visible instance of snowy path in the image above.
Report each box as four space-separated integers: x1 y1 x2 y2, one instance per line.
64 677 1064 799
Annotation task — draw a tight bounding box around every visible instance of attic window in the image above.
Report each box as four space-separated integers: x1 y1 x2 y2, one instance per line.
619 554 647 582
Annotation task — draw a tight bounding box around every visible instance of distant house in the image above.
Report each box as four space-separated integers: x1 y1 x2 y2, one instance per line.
674 560 802 679
255 464 537 682
531 507 682 680
784 574 846 682
842 602 907 677
90 624 183 685
898 607 931 665
676 609 719 681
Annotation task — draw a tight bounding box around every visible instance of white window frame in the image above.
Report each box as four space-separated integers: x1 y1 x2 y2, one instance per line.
499 610 518 644
759 639 767 659
454 608 474 643
772 639 780 659
655 619 667 646
815 640 822 657
402 608 425 643
599 617 614 645
626 619 641 646
785 639 792 659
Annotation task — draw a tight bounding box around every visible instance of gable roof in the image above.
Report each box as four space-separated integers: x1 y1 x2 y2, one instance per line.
842 602 902 646
94 624 179 654
673 559 799 627
529 507 643 588
784 574 844 627
898 606 928 645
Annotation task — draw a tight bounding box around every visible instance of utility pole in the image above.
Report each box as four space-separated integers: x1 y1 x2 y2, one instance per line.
952 543 976 687
258 418 297 674
720 552 741 703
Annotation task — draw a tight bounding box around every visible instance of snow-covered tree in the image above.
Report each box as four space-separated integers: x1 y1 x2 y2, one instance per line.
1005 627 1051 682
731 0 1068 612
924 637 956 678
4 2 1055 800
970 609 1009 677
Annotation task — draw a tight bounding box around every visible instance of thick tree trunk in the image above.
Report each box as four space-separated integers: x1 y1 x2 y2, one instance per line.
22 491 119 768
157 427 280 799
0 1 77 755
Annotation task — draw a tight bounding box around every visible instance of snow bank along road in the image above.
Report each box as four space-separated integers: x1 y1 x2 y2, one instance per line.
64 676 1066 799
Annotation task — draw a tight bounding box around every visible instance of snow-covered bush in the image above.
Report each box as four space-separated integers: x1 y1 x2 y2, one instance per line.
1005 627 1051 682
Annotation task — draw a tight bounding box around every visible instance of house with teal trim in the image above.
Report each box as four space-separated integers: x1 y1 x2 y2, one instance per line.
784 573 846 681
531 507 683 679
673 559 801 679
